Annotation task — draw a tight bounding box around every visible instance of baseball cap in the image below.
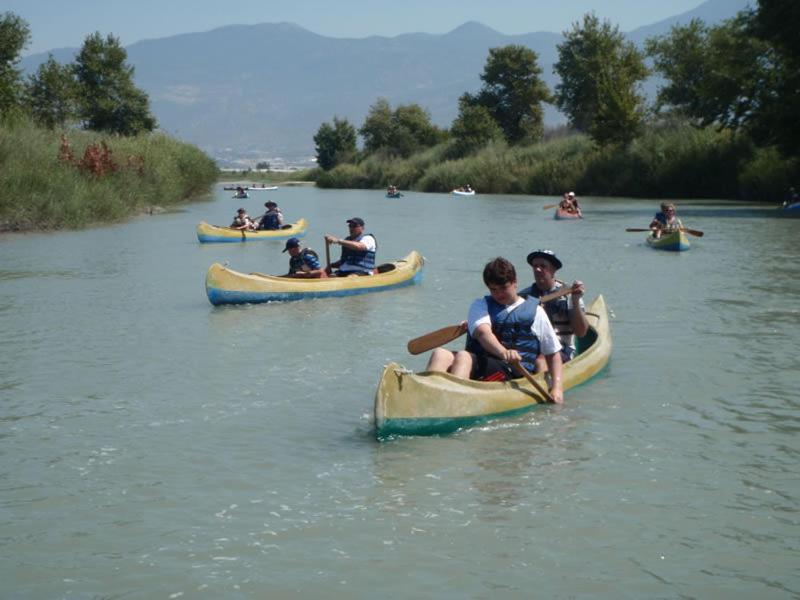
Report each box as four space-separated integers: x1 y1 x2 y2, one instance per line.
346 217 365 227
282 237 301 252
526 249 563 270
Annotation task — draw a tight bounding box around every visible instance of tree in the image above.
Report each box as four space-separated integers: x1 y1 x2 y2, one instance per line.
554 13 648 143
0 12 30 117
449 101 504 157
646 16 772 131
463 45 551 144
314 117 357 170
73 32 156 135
359 98 444 158
25 55 77 129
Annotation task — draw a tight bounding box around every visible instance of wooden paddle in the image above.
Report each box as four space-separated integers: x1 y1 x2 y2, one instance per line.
325 239 332 271
625 227 704 237
543 204 558 210
510 359 554 403
406 285 579 355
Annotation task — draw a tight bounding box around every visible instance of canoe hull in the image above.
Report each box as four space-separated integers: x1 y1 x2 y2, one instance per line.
452 190 475 196
646 230 690 251
554 208 581 220
196 219 308 243
206 251 424 305
374 295 611 438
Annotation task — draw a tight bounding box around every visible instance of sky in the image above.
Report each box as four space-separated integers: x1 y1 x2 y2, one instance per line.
7 0 708 57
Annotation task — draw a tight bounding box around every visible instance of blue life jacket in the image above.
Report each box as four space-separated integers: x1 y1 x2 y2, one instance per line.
260 212 281 230
465 296 540 372
289 249 320 274
654 211 667 225
340 233 377 273
520 283 572 337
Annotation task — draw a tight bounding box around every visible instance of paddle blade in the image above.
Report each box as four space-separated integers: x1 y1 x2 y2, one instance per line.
407 323 467 355
625 228 650 232
682 228 704 237
543 204 557 210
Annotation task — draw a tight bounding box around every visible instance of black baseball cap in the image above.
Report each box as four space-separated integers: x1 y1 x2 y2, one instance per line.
526 249 563 270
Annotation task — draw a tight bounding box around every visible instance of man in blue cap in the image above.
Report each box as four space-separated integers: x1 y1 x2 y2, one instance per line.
283 237 326 278
520 249 587 370
324 217 377 276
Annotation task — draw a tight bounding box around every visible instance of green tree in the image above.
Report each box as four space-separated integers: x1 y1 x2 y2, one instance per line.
463 45 551 144
73 32 156 135
0 12 30 117
554 13 648 143
449 101 504 157
646 16 773 131
314 117 357 170
359 98 444 158
25 55 77 129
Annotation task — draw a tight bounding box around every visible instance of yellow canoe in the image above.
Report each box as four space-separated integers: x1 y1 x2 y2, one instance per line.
374 295 611 438
206 251 424 305
196 219 308 243
646 229 689 251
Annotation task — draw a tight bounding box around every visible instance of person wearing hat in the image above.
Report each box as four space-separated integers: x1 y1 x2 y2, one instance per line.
324 217 377 276
425 257 564 402
283 237 326 278
648 202 681 239
230 207 256 231
256 200 284 230
558 191 582 217
520 249 588 370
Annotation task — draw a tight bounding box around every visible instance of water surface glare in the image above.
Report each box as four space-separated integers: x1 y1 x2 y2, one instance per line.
1 186 798 598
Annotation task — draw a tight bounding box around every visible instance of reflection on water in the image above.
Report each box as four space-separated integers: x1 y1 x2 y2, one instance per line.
1 187 799 597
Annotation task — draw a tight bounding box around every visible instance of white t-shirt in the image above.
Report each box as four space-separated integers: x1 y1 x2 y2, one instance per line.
338 234 377 274
467 296 562 356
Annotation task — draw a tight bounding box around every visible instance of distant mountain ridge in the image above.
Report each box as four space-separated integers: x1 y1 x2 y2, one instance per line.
20 0 749 166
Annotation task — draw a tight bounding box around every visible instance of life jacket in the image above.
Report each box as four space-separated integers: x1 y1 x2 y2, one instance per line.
340 233 377 273
654 211 667 225
521 282 574 349
465 296 541 372
289 249 320 274
260 211 282 230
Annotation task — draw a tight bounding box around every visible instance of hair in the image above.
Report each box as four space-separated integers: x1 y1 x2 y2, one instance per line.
483 257 517 287
660 202 676 212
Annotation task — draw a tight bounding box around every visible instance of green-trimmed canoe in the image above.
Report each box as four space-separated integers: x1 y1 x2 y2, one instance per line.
196 219 308 243
646 229 689 251
374 295 611 438
206 250 424 305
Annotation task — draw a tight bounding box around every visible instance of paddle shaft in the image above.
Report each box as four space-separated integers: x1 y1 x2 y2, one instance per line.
542 204 557 210
625 227 704 237
406 285 579 355
325 239 331 270
510 359 554 403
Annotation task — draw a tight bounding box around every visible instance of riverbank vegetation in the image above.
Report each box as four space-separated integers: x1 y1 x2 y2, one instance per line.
313 1 799 202
0 12 217 231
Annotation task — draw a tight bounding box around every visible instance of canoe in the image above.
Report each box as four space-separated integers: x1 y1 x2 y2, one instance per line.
223 185 247 190
452 190 475 196
196 218 308 243
206 250 424 305
386 192 403 198
779 201 800 216
232 192 249 199
374 295 611 438
646 229 689 251
554 208 581 220
247 186 279 191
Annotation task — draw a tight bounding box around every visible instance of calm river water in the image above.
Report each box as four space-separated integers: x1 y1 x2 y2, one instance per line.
1 185 798 598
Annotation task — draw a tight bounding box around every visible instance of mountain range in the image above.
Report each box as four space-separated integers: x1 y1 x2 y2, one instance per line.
20 0 750 167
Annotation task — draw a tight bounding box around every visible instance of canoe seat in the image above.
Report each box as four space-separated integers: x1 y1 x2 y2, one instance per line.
376 263 396 274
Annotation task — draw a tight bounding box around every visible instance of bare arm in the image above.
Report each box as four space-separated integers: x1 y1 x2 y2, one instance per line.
568 280 589 338
544 351 563 403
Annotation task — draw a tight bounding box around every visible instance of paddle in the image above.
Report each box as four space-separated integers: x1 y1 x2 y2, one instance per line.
406 285 579 355
625 227 704 237
325 239 332 271
543 204 558 210
510 359 555 403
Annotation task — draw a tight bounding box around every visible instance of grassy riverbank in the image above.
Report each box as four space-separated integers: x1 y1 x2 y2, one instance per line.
0 118 218 232
315 123 798 202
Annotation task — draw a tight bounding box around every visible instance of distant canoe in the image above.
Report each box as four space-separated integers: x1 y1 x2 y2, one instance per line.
205 251 424 305
232 192 249 199
779 201 800 216
223 185 247 191
646 230 690 251
247 186 279 191
374 295 611 438
554 208 581 220
386 192 403 198
196 219 308 243
452 189 475 196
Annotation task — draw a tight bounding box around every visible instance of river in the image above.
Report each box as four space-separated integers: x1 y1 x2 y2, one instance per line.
1 185 798 598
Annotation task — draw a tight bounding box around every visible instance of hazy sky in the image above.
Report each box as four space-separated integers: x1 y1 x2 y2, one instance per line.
9 0 706 56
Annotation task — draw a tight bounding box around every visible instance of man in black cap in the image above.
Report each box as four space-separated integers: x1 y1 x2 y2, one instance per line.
324 217 377 276
283 237 326 278
520 249 588 369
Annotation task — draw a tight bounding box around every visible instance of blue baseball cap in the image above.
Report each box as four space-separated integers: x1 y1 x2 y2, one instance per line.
282 237 301 252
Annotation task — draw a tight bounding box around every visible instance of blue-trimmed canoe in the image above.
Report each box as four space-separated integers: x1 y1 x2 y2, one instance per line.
779 201 800 216
452 189 475 196
206 250 424 305
646 229 689 251
386 192 403 198
196 219 308 243
374 295 611 438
